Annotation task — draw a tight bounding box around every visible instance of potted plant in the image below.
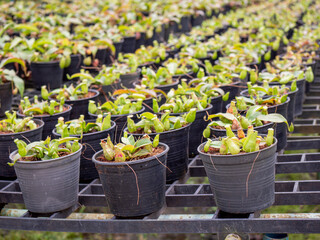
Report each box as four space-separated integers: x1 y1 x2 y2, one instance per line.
88 97 145 142
52 114 116 182
0 111 44 178
125 111 195 182
69 68 121 103
92 134 169 217
242 81 298 124
0 57 26 117
118 25 137 53
17 95 72 139
9 137 82 213
189 70 240 109
162 57 200 82
198 128 277 213
256 69 313 117
153 91 213 156
231 93 291 152
112 87 165 112
29 39 70 89
203 103 292 140
134 67 179 93
112 62 140 89
41 80 99 119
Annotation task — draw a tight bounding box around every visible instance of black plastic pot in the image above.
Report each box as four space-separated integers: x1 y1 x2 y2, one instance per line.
240 89 297 125
49 89 99 119
96 48 108 66
63 54 82 81
220 81 241 109
52 121 116 182
173 71 197 83
122 36 136 54
0 119 44 179
126 124 191 183
267 98 290 152
89 107 145 143
114 40 123 59
210 95 223 114
135 32 146 50
169 104 212 156
31 61 63 90
93 143 169 217
210 122 274 139
10 145 82 213
191 14 205 27
198 138 277 214
94 80 121 103
179 15 192 33
0 82 13 117
120 71 140 89
17 105 71 140
110 94 156 113
259 78 305 117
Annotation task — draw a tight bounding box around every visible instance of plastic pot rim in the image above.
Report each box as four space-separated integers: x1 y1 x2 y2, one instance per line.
9 144 83 166
52 120 116 138
0 118 44 137
197 136 278 159
17 104 72 119
92 142 169 166
88 106 145 119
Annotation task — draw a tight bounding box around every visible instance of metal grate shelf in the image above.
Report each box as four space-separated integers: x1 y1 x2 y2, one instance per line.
0 86 319 234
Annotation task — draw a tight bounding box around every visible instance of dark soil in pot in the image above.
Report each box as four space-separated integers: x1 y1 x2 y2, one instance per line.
122 36 136 54
197 137 277 214
31 60 63 90
0 119 44 179
0 82 13 117
88 106 145 144
126 124 191 183
17 105 71 140
10 145 82 213
49 89 99 119
63 54 82 82
52 121 116 182
92 143 169 218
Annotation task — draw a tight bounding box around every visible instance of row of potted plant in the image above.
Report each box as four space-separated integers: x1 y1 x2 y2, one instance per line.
1 0 319 219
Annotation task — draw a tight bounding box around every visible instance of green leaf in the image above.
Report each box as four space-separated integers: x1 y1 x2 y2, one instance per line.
206 113 235 121
134 138 152 149
132 148 151 158
140 112 156 120
257 113 287 123
121 145 135 153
